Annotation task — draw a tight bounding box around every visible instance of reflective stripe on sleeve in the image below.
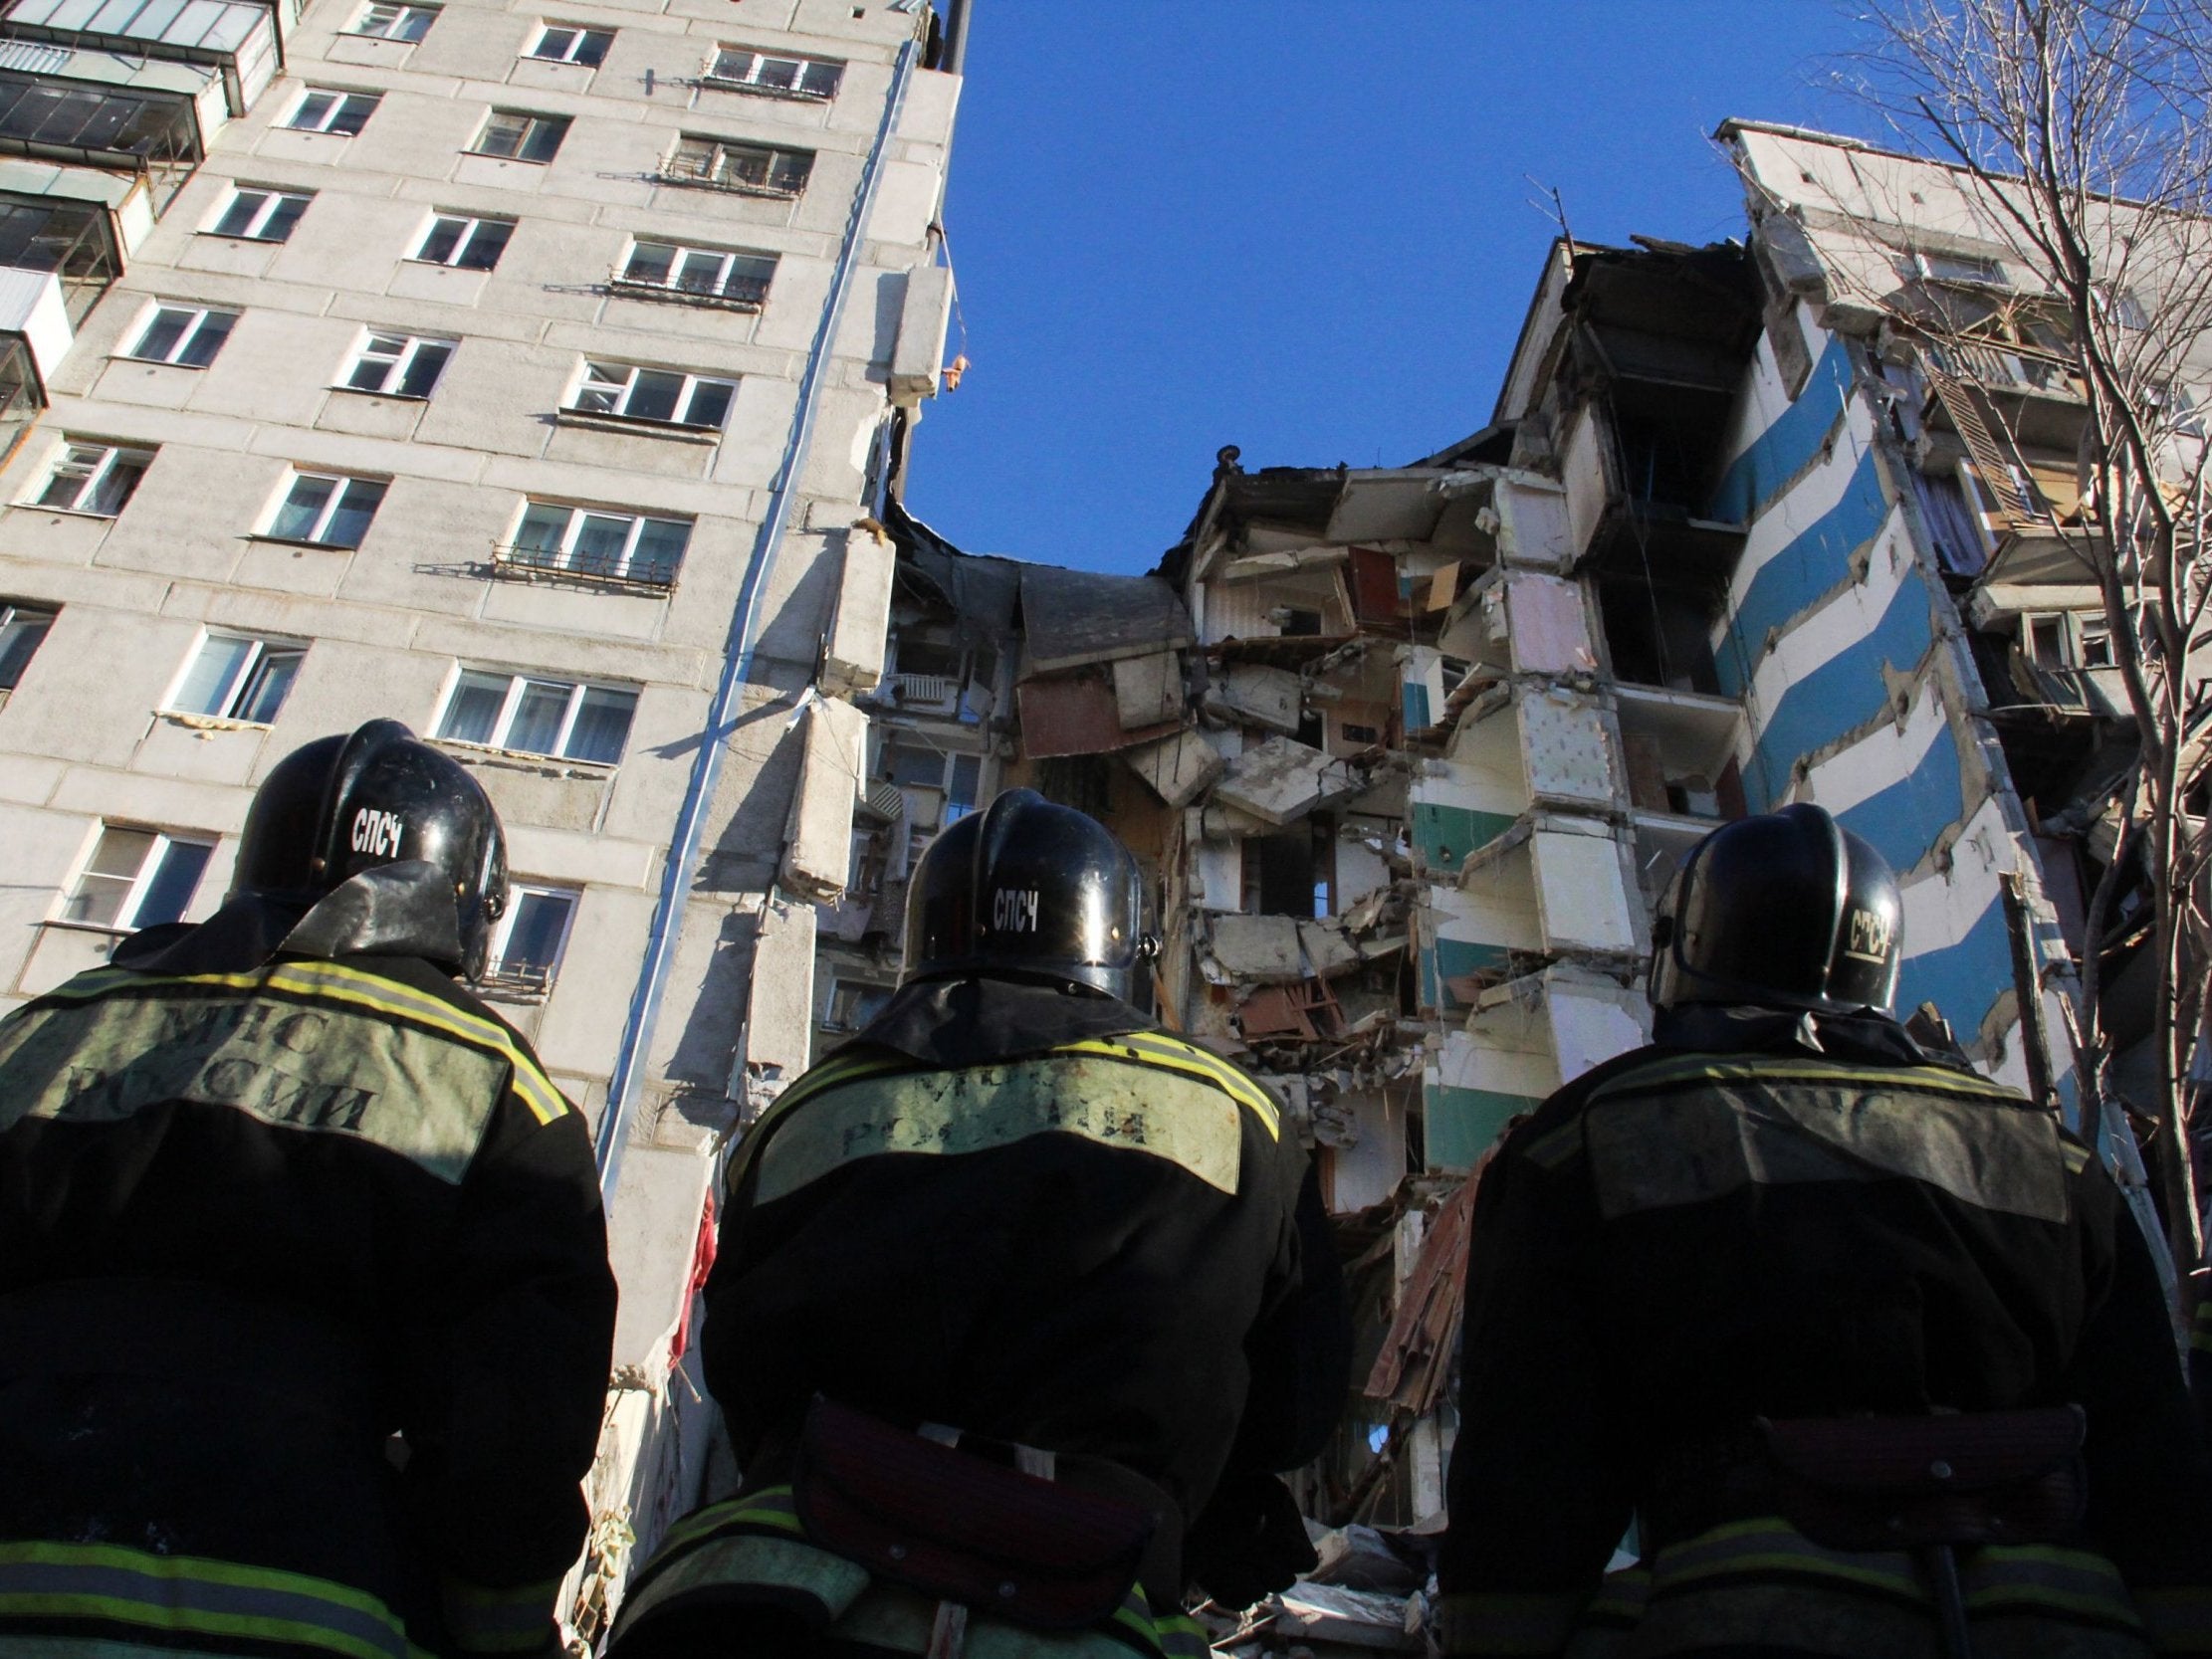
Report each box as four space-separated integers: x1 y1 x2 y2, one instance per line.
438 1574 560 1654
0 1540 427 1659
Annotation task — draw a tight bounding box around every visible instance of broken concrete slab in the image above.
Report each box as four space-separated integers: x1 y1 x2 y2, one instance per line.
1210 914 1304 980
1299 919 1363 978
1212 734 1364 827
1204 662 1302 733
1111 650 1183 729
1124 727 1224 808
1019 566 1195 674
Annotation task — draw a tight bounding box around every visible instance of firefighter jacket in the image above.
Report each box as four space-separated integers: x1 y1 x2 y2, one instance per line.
608 975 1348 1659
1438 1005 2212 1659
0 893 618 1659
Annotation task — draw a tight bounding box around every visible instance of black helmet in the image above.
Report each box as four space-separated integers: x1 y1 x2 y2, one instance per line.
231 720 509 980
1651 802 1902 1017
901 788 1154 1001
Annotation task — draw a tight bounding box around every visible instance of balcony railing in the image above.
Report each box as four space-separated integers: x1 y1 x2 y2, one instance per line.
1927 339 2081 399
604 273 770 312
892 672 959 708
492 540 680 594
650 152 807 199
480 960 552 997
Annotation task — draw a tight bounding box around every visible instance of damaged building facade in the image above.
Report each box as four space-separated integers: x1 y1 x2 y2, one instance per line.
811 122 2196 1647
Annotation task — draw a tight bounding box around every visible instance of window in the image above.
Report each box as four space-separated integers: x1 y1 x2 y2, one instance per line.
1 600 56 692
346 2 438 40
706 46 842 99
526 22 612 65
208 186 310 242
0 81 195 164
822 978 891 1032
1342 722 1381 745
62 825 213 931
660 134 812 197
879 736 981 827
483 884 576 994
413 213 513 271
31 441 150 516
436 670 637 763
342 331 454 397
614 240 774 309
567 360 734 429
471 109 568 163
2079 617 2114 668
124 303 237 367
263 472 387 548
169 632 304 724
2094 284 2149 330
502 502 691 587
1913 250 2005 287
283 89 381 135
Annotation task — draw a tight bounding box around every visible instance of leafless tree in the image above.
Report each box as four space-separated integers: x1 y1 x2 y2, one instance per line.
1833 0 2212 1274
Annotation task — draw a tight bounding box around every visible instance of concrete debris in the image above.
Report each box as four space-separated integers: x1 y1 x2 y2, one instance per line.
1209 915 1305 982
1018 565 1194 674
1123 727 1225 807
1111 650 1184 729
1205 662 1304 732
1213 735 1366 827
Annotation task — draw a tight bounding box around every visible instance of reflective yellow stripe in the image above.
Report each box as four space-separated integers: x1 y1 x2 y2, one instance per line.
46 962 566 1126
1589 1052 2026 1108
1049 1036 1280 1139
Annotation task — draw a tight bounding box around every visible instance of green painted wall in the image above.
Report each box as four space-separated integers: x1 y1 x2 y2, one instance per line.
1410 802 1515 875
1425 1083 1543 1171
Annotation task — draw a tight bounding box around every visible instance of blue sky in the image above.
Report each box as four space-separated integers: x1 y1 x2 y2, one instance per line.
900 2 1876 573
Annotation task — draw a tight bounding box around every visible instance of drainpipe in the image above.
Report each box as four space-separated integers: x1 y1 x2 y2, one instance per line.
940 0 970 77
595 40 921 1205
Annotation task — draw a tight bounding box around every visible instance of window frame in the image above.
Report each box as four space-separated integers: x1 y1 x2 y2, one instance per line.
28 439 152 518
59 823 215 933
434 668 639 765
259 470 389 549
524 22 613 65
481 881 579 997
610 239 775 311
703 45 843 101
563 359 736 431
344 2 439 41
122 302 238 368
659 133 812 198
469 108 570 164
339 329 456 399
204 185 311 243
498 500 692 590
282 87 382 136
410 212 515 272
0 598 57 693
165 630 307 725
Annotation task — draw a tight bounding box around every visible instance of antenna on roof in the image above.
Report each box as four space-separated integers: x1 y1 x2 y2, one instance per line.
1524 176 1575 248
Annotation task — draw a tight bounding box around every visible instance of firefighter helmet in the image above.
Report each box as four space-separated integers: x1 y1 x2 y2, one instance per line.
1651 802 1903 1017
901 788 1155 1002
230 720 509 980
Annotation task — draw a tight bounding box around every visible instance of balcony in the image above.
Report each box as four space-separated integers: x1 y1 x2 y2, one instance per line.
491 539 681 595
0 0 282 116
0 69 203 210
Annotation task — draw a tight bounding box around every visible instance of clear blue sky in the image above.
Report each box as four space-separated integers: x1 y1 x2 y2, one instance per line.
901 2 1876 574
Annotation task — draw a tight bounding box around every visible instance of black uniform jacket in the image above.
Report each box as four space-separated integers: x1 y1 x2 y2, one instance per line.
702 976 1347 1555
1440 1006 2212 1639
0 894 617 1659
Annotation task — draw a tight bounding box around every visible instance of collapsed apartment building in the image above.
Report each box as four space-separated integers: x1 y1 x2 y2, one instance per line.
803 118 2201 1652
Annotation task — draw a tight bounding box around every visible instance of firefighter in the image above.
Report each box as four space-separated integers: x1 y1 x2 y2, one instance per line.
1439 803 2212 1659
0 720 618 1659
608 788 1347 1659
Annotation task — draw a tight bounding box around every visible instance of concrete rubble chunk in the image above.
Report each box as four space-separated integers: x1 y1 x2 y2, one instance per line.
1298 919 1362 978
1204 662 1302 733
1208 914 1304 981
1212 734 1363 827
1110 650 1183 729
1123 728 1225 808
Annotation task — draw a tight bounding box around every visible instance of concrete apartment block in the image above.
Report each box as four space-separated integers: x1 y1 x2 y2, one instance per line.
0 0 963 1625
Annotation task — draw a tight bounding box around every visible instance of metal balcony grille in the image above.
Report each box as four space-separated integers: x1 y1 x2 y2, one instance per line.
492 541 680 594
652 148 809 199
605 273 770 311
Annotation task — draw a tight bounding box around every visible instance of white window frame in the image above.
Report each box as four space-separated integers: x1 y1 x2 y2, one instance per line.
340 330 455 398
260 470 388 548
28 440 151 517
501 501 692 588
434 669 639 764
470 108 569 163
565 359 735 429
165 631 306 724
344 2 438 40
122 302 238 368
821 975 893 1033
612 239 775 310
524 21 612 65
660 133 812 197
1912 249 2007 289
283 87 381 135
482 882 579 996
205 185 311 242
60 824 216 933
411 212 514 271
704 45 843 100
